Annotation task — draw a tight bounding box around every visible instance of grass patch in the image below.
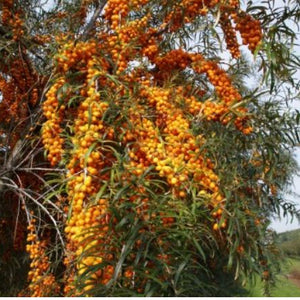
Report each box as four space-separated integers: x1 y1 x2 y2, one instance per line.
247 257 300 297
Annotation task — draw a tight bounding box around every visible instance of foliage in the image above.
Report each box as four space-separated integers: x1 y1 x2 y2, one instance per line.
0 0 300 297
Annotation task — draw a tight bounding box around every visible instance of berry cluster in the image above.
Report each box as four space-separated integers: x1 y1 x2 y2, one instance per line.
0 57 38 148
220 11 240 58
233 11 263 53
192 54 252 133
22 219 60 297
42 79 65 166
1 0 14 25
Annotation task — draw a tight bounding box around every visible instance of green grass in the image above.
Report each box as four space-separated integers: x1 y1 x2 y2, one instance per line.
247 257 300 297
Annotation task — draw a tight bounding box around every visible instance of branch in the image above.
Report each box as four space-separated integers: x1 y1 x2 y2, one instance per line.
6 140 24 170
2 179 66 250
81 0 108 41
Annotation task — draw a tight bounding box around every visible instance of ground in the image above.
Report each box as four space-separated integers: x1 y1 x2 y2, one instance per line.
287 269 300 289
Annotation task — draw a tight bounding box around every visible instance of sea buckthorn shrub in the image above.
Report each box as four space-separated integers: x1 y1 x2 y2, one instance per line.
0 0 299 297
38 0 274 296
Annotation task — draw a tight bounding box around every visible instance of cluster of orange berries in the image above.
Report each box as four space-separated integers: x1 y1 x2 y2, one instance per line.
151 50 252 133
192 56 242 105
55 40 97 73
233 11 263 52
57 59 116 293
163 0 209 32
0 58 38 148
163 0 239 32
30 88 39 106
227 0 239 8
0 75 16 124
0 61 33 122
212 207 227 231
66 101 108 209
1 0 26 40
42 78 65 166
140 32 159 61
33 34 51 45
10 13 24 41
137 86 223 205
104 0 130 30
42 40 123 294
117 15 149 45
160 0 262 58
220 11 240 58
64 198 113 293
191 55 252 133
104 0 149 30
1 0 13 25
154 49 192 78
105 16 150 74
104 0 161 73
42 41 109 166
124 114 156 178
22 219 60 297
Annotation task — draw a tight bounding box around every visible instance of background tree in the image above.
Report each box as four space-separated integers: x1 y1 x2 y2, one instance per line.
0 0 299 296
277 229 300 257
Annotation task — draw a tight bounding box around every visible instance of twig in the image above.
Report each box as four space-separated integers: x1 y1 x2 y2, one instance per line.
14 170 66 215
2 180 65 250
14 173 32 227
18 167 66 172
81 0 108 41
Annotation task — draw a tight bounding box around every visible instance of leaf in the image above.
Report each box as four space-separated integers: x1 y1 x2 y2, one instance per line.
192 238 206 262
94 182 108 203
113 184 131 201
174 260 189 286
